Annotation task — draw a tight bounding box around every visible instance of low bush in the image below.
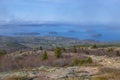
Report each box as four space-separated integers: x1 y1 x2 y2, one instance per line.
87 57 93 63
73 58 80 65
116 50 120 56
73 57 93 66
0 50 7 56
91 44 97 48
85 51 89 55
71 46 77 53
6 76 29 80
17 77 29 80
107 48 113 52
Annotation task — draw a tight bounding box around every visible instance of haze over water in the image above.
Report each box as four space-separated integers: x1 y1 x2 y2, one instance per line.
0 0 120 41
0 24 120 41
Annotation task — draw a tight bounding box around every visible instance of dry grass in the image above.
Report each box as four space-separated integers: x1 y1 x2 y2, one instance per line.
0 50 89 71
0 76 29 80
91 68 120 80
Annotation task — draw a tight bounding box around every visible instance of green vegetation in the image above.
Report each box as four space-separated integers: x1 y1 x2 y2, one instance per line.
61 47 66 52
5 76 29 80
107 48 113 52
116 50 120 56
73 57 93 66
85 51 89 55
1 36 120 80
54 47 62 58
0 50 7 56
39 46 43 50
17 77 29 80
73 58 80 65
42 51 48 60
91 44 97 48
71 46 77 53
36 46 43 50
87 57 93 63
19 50 23 54
92 68 120 80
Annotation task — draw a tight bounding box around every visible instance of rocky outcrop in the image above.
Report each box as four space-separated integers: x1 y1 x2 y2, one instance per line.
0 66 99 80
89 55 120 69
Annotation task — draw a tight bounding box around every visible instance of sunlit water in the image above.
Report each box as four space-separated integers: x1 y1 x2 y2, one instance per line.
0 24 120 41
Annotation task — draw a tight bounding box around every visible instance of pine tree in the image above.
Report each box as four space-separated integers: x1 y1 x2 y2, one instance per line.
42 51 48 60
87 57 93 63
54 47 62 58
91 44 97 48
72 46 77 53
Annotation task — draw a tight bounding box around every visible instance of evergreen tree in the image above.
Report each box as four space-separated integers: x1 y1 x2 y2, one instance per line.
87 57 93 63
91 44 97 48
0 50 7 56
39 46 43 50
72 46 77 53
42 51 48 60
54 47 62 58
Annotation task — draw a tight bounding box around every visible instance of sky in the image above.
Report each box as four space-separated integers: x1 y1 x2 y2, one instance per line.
0 0 120 24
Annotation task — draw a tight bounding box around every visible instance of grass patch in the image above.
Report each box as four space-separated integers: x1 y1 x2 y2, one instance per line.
3 76 30 80
91 68 120 80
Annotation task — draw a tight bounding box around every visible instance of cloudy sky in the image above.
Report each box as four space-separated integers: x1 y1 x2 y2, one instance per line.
0 0 120 24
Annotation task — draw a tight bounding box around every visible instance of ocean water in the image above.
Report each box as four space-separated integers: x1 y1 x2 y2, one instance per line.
0 24 120 41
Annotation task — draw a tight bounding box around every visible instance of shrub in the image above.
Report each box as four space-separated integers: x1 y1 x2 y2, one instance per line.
87 57 93 63
116 50 120 56
0 50 7 56
54 47 62 58
79 60 85 65
71 46 77 53
61 47 66 52
39 46 43 50
107 48 113 52
36 46 43 50
8 76 29 80
73 58 80 65
85 51 89 55
42 51 48 60
73 57 93 66
91 44 97 48
19 50 22 54
81 47 84 52
17 77 28 80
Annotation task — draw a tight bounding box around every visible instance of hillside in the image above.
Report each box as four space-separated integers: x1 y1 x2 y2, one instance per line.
0 36 27 52
0 36 99 52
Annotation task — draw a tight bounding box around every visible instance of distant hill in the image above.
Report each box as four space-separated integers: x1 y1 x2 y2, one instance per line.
0 36 100 52
0 36 28 52
0 41 27 52
13 36 100 48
